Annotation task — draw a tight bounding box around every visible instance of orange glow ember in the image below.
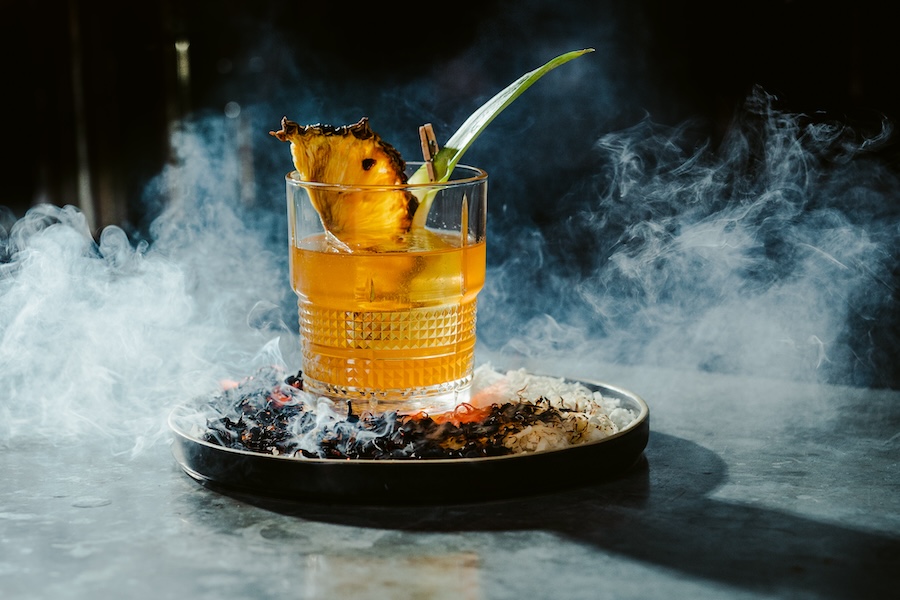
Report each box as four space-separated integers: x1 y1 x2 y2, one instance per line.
407 402 495 426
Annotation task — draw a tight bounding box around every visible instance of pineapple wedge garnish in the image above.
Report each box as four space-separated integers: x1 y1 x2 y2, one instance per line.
271 117 417 243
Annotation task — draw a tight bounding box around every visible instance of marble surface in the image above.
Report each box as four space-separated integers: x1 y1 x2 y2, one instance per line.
2 362 898 599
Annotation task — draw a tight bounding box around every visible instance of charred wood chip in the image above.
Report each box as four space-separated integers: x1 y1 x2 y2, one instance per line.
200 369 604 460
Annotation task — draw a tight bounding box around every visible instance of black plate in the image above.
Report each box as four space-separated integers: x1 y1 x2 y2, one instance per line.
169 378 650 504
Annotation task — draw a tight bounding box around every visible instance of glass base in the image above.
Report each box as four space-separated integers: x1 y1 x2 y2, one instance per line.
302 374 473 416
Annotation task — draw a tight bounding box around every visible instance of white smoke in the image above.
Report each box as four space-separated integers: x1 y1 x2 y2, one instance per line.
0 118 296 453
480 88 900 387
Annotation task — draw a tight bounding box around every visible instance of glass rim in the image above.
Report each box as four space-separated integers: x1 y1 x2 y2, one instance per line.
285 161 487 192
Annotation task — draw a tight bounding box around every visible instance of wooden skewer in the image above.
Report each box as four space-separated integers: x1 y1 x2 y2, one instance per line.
418 123 439 181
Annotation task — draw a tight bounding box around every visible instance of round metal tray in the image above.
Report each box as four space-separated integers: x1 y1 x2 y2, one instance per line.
169 378 650 504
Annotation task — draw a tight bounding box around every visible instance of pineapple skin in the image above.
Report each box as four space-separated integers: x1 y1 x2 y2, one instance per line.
272 117 417 240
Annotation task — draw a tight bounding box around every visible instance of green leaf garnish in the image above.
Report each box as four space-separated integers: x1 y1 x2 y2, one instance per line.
410 48 594 228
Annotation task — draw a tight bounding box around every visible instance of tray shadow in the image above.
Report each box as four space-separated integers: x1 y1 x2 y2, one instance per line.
206 432 899 599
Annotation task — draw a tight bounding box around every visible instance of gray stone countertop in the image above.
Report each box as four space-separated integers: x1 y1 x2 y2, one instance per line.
2 361 898 599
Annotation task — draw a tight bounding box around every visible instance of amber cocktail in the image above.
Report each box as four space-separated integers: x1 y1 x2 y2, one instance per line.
287 163 487 413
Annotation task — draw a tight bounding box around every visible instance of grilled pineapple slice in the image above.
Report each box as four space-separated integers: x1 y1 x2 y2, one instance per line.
271 117 417 243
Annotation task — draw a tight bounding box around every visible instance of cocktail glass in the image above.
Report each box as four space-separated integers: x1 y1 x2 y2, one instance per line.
286 162 487 414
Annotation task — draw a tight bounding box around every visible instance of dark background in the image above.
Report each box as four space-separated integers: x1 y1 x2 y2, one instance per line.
2 0 898 388
3 0 898 229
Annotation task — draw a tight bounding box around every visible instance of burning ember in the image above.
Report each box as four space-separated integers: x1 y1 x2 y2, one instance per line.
191 365 638 460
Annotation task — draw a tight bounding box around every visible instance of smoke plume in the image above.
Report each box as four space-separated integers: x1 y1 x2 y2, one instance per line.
0 119 296 452
480 88 899 388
